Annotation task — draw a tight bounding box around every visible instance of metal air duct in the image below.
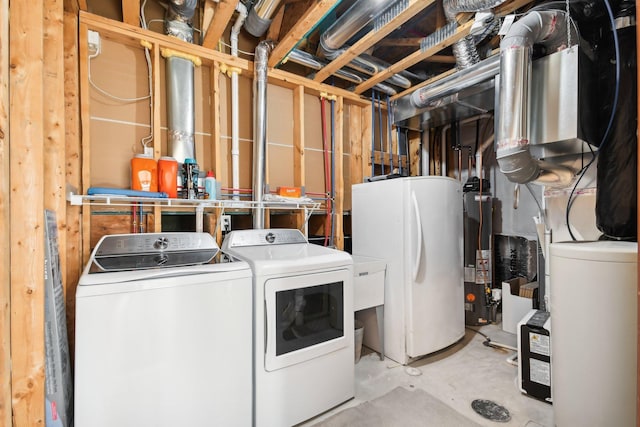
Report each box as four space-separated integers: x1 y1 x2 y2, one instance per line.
253 40 274 229
245 0 283 37
165 0 197 164
496 10 572 186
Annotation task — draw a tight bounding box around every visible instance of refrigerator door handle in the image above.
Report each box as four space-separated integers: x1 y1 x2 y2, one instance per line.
411 191 423 282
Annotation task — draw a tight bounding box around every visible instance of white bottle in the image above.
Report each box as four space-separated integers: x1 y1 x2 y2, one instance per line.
204 171 217 200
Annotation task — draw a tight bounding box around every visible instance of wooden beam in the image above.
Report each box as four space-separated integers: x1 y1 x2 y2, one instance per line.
201 0 238 50
349 105 363 185
78 22 92 264
10 0 46 424
375 37 425 47
44 0 66 294
354 20 474 94
293 85 305 230
63 10 81 361
313 0 436 83
0 0 10 424
268 0 339 68
494 0 536 15
334 96 344 250
266 5 286 42
122 0 140 27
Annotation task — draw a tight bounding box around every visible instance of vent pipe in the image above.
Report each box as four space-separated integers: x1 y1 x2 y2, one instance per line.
496 10 572 186
165 0 198 164
245 0 283 37
253 40 275 229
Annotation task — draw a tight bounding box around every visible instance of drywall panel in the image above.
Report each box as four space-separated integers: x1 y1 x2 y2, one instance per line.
305 149 326 196
218 73 253 141
304 93 323 151
219 137 254 192
268 143 294 189
267 84 293 146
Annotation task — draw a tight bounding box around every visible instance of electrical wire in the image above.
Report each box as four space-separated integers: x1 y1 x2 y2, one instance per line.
88 57 152 103
565 0 620 240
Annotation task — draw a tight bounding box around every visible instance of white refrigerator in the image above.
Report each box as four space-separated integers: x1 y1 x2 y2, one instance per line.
352 176 464 365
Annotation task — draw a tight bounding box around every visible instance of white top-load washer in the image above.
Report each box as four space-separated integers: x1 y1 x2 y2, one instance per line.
222 229 354 427
75 232 253 427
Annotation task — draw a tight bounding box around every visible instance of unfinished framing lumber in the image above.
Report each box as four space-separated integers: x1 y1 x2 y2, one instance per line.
266 5 286 42
313 0 435 83
348 104 363 185
122 0 141 27
409 130 421 176
0 0 9 423
63 10 81 360
78 22 92 264
391 67 456 100
212 63 223 243
355 20 474 94
268 0 340 68
293 85 306 230
152 42 163 233
334 96 344 250
10 1 46 424
361 104 373 179
201 0 239 50
44 0 67 297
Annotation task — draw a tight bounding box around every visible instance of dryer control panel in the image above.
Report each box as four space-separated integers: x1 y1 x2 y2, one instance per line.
222 229 307 249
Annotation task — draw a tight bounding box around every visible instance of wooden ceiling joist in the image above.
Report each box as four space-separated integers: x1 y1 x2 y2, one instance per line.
354 19 474 94
122 0 141 27
201 0 239 49
312 0 436 83
268 0 340 68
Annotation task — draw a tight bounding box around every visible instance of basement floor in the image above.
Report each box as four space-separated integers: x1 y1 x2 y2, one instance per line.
302 323 553 427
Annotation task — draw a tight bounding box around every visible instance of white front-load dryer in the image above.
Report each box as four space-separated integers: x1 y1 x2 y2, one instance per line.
74 232 253 427
222 229 354 427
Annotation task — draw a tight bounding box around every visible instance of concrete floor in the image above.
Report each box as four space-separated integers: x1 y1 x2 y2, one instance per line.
303 324 553 427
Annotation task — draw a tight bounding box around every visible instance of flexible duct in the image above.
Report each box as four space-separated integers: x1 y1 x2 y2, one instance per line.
245 0 283 37
253 40 274 229
443 0 507 69
496 10 571 186
165 0 197 164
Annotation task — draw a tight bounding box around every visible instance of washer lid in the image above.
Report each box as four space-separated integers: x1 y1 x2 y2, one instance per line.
91 232 219 271
550 241 638 263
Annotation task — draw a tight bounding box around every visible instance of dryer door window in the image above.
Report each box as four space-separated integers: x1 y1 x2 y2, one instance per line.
264 269 350 371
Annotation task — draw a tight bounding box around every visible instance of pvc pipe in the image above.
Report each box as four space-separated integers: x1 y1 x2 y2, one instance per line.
231 3 247 201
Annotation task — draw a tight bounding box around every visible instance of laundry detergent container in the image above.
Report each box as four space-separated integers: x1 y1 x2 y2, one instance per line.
550 241 637 427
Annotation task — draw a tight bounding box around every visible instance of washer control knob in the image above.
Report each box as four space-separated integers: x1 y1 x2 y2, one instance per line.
154 237 169 250
265 233 276 244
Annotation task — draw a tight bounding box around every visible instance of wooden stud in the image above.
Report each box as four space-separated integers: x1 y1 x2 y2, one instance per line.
152 42 163 232
201 0 238 50
268 0 340 68
78 22 92 264
212 63 223 243
293 85 305 230
0 0 10 423
122 0 141 27
355 20 474 94
334 96 344 250
44 0 67 296
349 104 363 185
63 10 81 360
409 130 421 176
266 5 286 42
313 0 435 83
361 104 373 179
10 1 46 424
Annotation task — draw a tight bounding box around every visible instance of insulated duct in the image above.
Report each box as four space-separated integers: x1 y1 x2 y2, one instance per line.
443 0 507 69
165 0 197 164
496 10 571 186
245 0 283 37
287 49 398 95
253 40 275 229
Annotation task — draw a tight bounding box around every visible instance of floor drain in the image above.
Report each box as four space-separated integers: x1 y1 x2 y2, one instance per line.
471 399 511 422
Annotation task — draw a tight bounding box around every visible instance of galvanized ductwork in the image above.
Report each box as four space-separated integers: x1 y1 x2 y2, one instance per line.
496 10 571 186
165 0 197 164
245 0 283 37
253 40 275 229
443 0 507 69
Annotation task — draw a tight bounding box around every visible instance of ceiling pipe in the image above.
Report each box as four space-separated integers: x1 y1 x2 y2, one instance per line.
496 10 573 187
245 0 283 37
165 0 198 164
287 48 398 95
253 40 275 229
443 0 507 69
